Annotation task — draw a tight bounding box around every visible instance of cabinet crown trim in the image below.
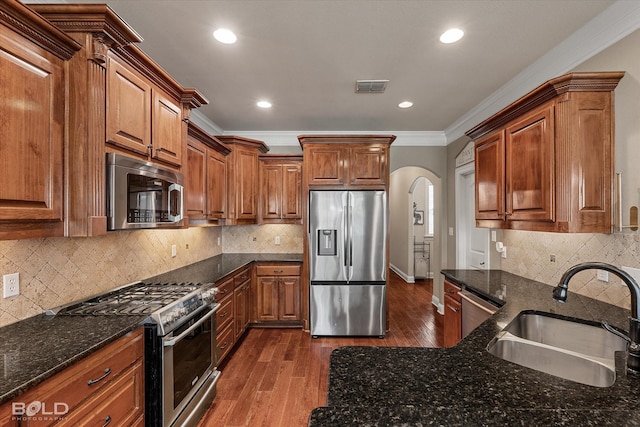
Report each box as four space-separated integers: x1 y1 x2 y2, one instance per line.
1 0 81 60
188 123 231 155
297 134 396 147
217 135 270 153
28 4 142 48
466 71 624 140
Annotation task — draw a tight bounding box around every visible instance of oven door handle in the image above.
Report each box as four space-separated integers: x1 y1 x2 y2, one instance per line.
163 305 218 347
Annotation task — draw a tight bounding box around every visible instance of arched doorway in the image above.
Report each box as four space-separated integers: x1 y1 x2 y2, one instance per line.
389 167 443 311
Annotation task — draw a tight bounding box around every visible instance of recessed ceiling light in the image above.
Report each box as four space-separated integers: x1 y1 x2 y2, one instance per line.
440 28 464 44
257 100 272 109
398 101 413 109
213 28 237 44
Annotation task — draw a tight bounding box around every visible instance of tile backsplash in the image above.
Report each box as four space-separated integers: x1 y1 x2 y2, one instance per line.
0 224 304 328
501 230 640 310
0 227 222 327
222 224 304 253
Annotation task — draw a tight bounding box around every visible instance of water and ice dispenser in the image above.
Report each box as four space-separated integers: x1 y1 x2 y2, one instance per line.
317 229 337 256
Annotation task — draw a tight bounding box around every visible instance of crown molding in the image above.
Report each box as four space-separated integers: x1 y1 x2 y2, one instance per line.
445 0 640 143
222 130 447 147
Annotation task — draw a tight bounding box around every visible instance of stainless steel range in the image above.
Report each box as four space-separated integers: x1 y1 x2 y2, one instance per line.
49 281 220 427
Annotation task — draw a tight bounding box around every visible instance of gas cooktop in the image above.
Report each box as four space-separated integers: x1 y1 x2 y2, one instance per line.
47 281 218 335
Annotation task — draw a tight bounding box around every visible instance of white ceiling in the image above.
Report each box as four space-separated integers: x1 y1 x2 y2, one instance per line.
29 0 640 144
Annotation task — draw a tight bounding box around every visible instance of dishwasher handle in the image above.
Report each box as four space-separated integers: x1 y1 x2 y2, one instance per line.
458 290 498 315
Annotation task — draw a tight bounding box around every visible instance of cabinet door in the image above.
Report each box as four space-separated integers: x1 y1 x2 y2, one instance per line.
306 145 346 185
474 130 505 221
256 277 279 321
107 57 151 156
186 139 207 219
152 90 182 167
349 146 387 186
207 150 227 219
0 26 64 227
236 148 259 220
279 277 301 321
234 286 244 339
505 104 554 222
261 163 282 220
282 163 302 219
443 294 462 347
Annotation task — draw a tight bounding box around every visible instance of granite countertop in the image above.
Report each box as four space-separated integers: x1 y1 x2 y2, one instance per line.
0 252 302 406
309 269 640 426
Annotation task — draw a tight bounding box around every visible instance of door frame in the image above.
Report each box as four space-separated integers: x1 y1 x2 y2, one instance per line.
455 162 489 269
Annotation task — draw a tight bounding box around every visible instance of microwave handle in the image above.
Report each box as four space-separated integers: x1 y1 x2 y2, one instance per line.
168 183 183 222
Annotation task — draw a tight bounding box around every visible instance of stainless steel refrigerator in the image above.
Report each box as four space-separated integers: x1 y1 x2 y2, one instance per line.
309 190 387 337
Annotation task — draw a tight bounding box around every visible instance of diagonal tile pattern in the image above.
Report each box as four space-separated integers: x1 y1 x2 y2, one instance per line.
502 230 640 309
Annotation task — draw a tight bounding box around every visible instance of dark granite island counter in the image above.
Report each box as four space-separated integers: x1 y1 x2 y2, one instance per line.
309 269 640 426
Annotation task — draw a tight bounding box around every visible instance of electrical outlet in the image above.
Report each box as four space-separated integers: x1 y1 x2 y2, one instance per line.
3 273 19 298
597 270 609 282
275 236 281 245
550 254 556 262
171 244 177 258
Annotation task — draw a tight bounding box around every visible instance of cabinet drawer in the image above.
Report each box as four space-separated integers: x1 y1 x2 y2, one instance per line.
56 360 144 426
256 264 301 276
234 267 251 286
444 280 462 303
0 328 143 427
216 277 234 300
216 321 235 362
216 296 234 331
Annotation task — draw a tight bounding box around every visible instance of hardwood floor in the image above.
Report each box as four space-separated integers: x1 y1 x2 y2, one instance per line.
199 272 443 427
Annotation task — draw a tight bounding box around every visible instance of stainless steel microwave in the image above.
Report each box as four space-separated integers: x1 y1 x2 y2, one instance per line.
107 153 184 230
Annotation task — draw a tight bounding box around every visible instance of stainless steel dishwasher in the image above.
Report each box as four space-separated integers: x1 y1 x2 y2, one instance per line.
459 290 499 337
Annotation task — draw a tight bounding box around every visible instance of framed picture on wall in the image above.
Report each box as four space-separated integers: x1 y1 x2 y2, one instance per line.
414 210 424 225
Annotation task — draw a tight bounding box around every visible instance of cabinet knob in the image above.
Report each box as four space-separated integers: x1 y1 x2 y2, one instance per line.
102 416 112 427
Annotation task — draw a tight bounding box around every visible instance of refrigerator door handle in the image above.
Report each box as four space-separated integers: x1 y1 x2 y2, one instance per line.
348 197 353 268
343 206 348 268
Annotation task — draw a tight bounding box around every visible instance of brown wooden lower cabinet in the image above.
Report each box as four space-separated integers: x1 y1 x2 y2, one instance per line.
443 280 462 347
255 263 301 323
215 265 251 364
0 328 144 426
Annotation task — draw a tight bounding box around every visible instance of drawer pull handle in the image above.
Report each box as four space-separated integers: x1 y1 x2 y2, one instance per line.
274 270 283 273
102 416 112 427
220 342 229 350
446 304 459 313
87 368 112 386
220 311 228 318
219 289 228 294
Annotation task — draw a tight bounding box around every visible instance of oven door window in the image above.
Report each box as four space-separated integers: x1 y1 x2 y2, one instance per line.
171 314 213 408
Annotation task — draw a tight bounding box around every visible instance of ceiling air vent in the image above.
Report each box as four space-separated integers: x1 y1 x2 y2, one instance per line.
355 79 389 93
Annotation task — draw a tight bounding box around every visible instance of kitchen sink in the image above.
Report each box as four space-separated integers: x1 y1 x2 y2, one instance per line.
487 311 628 387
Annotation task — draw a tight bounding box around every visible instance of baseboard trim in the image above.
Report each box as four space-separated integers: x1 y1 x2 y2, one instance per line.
432 294 444 315
390 264 414 283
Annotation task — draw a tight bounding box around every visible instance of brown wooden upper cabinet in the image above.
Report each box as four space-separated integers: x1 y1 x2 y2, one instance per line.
467 72 624 233
186 123 230 224
0 1 81 240
259 155 303 224
31 4 208 237
298 135 396 189
107 54 183 168
217 136 270 225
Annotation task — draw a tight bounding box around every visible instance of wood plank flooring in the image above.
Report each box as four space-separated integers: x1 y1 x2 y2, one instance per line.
199 272 443 427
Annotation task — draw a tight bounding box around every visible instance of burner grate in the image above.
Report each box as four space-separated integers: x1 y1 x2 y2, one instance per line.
57 282 202 316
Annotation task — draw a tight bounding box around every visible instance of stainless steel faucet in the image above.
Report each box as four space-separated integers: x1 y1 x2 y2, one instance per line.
553 262 640 373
